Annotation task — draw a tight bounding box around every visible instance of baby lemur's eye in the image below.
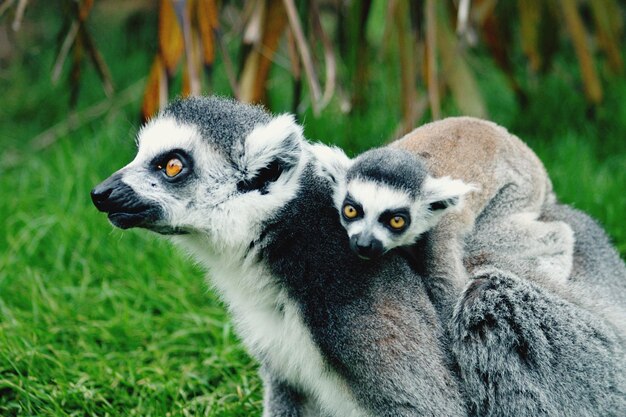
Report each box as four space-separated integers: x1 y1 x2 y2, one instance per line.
343 204 359 220
389 216 406 230
165 158 183 177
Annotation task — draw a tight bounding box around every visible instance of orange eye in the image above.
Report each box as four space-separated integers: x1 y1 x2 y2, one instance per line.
165 158 183 177
389 216 406 229
343 204 358 219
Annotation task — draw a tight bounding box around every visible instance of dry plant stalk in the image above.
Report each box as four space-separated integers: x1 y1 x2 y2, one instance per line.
560 0 603 104
4 0 623 123
239 0 288 104
425 0 440 120
45 0 115 106
141 0 220 122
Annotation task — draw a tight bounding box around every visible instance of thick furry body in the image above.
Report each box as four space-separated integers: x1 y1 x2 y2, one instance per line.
179 164 467 417
391 117 553 217
390 119 625 415
454 203 626 417
104 97 467 416
260 165 465 416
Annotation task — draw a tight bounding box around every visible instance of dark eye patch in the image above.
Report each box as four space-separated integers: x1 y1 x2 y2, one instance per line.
379 208 411 233
341 195 364 221
237 159 284 195
150 149 193 183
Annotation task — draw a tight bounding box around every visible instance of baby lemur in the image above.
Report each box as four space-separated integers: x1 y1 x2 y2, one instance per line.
330 117 574 299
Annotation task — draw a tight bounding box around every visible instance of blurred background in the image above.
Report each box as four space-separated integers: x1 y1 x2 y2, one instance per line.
0 0 624 415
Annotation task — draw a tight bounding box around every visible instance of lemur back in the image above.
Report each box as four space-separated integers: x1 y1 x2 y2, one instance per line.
391 117 553 232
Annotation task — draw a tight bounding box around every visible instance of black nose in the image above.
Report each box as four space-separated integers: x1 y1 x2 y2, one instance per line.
350 234 384 259
91 173 130 213
90 184 113 211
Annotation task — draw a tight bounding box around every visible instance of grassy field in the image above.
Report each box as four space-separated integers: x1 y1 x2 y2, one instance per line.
1 7 625 417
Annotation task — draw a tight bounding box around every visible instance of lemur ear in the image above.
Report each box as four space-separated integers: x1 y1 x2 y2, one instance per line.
242 114 303 173
236 114 304 194
309 143 353 185
423 176 478 213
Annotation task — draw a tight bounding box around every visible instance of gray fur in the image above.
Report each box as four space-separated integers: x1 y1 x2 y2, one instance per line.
464 213 574 286
452 267 625 417
261 368 305 417
346 148 428 198
163 96 272 159
340 142 574 311
541 204 626 307
452 204 626 417
389 118 561 301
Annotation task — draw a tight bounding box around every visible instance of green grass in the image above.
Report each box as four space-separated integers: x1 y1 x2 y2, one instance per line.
1 6 625 417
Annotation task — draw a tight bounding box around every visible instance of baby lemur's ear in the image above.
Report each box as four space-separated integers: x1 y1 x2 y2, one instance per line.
308 143 353 185
423 176 478 213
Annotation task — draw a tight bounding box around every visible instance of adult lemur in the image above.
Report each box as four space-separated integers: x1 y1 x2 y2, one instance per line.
92 96 466 417
92 96 625 416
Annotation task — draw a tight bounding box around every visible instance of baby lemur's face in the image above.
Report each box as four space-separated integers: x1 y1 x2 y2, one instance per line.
335 148 474 259
340 179 425 259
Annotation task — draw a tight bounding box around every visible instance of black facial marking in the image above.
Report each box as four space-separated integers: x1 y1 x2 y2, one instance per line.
91 173 164 231
237 159 284 195
429 197 458 212
150 149 194 183
379 208 411 233
341 195 364 221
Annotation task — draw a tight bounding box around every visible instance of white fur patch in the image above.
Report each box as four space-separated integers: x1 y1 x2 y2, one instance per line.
506 213 575 284
174 235 370 417
242 114 303 173
136 116 202 160
345 180 413 213
308 142 353 185
422 175 478 209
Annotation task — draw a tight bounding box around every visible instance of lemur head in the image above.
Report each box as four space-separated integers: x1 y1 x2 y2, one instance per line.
91 96 307 254
336 148 475 259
